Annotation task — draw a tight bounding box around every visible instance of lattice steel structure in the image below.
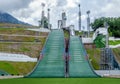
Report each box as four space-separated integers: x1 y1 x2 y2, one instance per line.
100 48 120 70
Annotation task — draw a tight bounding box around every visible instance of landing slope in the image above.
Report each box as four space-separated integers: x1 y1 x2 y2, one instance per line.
69 36 99 77
25 29 65 78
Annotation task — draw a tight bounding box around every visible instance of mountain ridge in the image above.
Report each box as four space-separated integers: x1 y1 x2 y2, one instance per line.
0 11 31 26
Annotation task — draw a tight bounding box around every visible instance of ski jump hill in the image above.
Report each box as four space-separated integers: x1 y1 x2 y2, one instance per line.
25 29 100 78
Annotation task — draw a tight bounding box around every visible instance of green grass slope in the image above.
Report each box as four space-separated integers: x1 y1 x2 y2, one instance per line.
0 28 48 36
109 40 120 45
86 48 101 70
0 23 33 28
0 28 48 75
0 62 36 75
0 78 120 84
112 48 120 64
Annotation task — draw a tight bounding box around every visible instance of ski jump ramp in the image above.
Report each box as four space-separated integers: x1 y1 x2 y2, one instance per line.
25 29 65 78
69 36 99 77
25 29 99 78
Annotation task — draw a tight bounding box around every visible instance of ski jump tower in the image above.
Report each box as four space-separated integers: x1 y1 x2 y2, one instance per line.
39 3 51 29
61 11 67 29
58 11 67 29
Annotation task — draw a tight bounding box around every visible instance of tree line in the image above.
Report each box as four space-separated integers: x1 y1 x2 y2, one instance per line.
91 17 120 37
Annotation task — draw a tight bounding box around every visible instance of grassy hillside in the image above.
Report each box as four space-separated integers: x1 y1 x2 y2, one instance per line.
0 23 33 28
109 40 120 45
0 27 48 75
0 28 48 36
112 48 120 64
0 61 36 75
0 36 46 42
0 42 43 58
0 28 48 58
86 48 101 70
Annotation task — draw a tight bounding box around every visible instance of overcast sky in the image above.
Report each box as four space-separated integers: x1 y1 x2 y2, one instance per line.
0 0 120 30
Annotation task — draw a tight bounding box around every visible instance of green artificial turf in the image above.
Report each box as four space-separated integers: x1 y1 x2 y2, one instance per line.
109 40 120 45
0 78 120 84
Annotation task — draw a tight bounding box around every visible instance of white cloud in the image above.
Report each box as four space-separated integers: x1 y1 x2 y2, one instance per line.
100 1 120 17
0 0 32 11
1 0 120 30
81 15 86 21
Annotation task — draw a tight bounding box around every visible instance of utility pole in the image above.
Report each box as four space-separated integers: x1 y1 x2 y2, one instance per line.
86 10 90 37
78 4 81 32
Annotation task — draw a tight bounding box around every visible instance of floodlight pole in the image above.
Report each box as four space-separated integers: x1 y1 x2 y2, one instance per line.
41 3 45 28
48 8 50 29
87 10 90 37
78 4 81 32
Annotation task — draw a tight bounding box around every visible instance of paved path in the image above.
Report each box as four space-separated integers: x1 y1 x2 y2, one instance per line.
0 52 37 62
0 76 23 79
109 44 120 48
27 28 50 32
95 70 120 78
0 34 46 38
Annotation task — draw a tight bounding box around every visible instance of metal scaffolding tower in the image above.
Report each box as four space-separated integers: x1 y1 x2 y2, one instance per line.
100 48 113 70
100 23 120 70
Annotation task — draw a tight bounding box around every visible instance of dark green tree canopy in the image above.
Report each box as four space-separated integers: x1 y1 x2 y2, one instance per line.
91 17 120 37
